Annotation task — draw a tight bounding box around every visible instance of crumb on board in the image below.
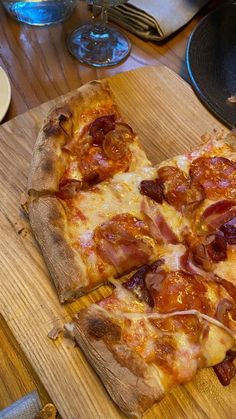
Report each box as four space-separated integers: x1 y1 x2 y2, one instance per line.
17 227 25 235
35 403 57 419
63 324 77 348
47 325 63 341
20 191 29 214
17 227 28 237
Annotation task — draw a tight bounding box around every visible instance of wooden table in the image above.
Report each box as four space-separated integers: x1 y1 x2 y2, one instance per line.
0 0 221 413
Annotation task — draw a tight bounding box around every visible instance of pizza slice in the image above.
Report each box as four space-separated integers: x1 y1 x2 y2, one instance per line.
140 130 236 281
27 80 150 195
66 259 236 418
28 80 184 302
28 157 190 302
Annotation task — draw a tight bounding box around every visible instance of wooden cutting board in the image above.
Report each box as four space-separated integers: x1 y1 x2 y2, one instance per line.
0 65 234 419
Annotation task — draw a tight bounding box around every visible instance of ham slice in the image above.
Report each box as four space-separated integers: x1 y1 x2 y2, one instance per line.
201 200 236 230
94 214 155 275
141 197 178 244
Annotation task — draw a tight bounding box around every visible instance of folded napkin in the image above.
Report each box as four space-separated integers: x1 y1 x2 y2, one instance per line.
109 0 209 41
0 391 41 419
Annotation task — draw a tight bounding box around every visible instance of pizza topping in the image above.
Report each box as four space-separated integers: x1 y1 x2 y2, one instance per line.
191 243 212 271
219 279 236 303
97 306 236 339
88 117 135 161
103 130 127 161
78 146 131 183
220 217 236 244
201 200 236 230
94 214 154 274
180 248 209 275
57 179 82 200
157 166 205 212
141 197 178 244
154 339 175 374
123 260 165 307
216 299 234 325
103 123 134 160
185 233 227 273
206 234 227 262
123 265 154 306
89 115 116 145
61 118 135 186
106 308 236 339
213 350 236 386
139 179 164 203
152 314 200 339
63 133 93 155
190 157 236 199
152 271 209 313
145 264 166 295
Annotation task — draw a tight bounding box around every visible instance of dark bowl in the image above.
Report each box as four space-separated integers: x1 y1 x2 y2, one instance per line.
186 1 236 128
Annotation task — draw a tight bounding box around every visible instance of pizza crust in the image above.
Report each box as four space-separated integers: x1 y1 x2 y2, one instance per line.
28 80 120 193
66 306 164 418
28 195 88 302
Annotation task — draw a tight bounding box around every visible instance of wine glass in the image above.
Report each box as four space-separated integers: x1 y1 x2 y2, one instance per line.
67 0 131 67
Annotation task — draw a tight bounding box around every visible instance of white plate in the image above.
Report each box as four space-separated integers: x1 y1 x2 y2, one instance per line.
0 67 11 123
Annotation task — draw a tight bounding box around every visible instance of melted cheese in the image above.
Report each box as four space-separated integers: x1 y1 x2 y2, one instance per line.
174 333 200 382
156 154 190 175
175 155 190 175
214 247 236 285
128 140 152 170
156 243 186 271
201 324 234 366
70 167 156 237
112 310 236 339
144 364 165 392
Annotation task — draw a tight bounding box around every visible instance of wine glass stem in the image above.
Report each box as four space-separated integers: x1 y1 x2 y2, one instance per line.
92 0 108 32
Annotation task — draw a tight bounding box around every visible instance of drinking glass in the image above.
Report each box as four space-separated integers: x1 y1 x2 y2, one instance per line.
2 0 76 26
67 0 131 67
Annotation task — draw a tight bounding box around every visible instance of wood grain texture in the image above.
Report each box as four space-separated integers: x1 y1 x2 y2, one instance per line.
0 0 221 123
0 315 51 410
0 66 234 419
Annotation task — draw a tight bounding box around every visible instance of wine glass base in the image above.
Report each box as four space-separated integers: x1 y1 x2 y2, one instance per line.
67 24 131 67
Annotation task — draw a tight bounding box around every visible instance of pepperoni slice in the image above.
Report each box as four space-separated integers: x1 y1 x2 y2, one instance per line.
78 146 131 183
152 271 209 313
89 115 116 145
158 166 187 211
157 166 204 212
190 157 236 199
103 132 126 161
